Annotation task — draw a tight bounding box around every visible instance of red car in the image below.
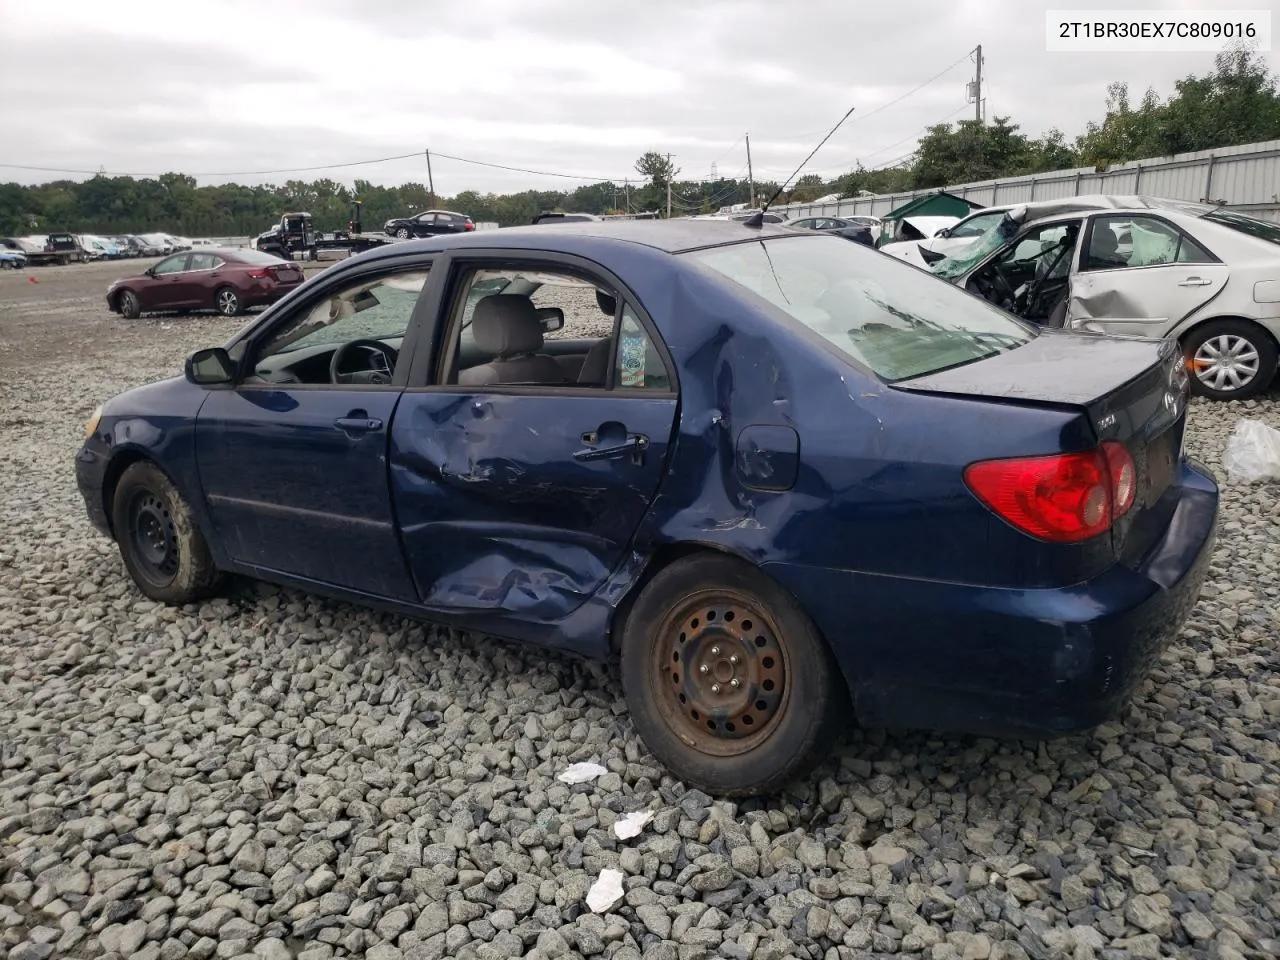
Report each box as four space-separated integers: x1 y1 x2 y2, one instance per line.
107 248 304 319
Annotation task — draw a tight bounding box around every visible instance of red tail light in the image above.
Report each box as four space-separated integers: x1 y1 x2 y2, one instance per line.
464 221 475 231
964 441 1136 543
246 267 271 278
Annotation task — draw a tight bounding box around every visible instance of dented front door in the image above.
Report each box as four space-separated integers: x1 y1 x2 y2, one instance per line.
387 391 677 621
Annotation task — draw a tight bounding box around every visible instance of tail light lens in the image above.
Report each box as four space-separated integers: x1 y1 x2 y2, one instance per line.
964 441 1136 543
246 267 271 278
464 221 475 231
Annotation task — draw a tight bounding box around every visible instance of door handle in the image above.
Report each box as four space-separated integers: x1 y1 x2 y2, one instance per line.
574 433 648 463
1177 277 1212 286
334 415 383 434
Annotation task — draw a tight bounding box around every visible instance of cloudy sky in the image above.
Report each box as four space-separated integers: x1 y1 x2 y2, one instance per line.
1 0 1273 194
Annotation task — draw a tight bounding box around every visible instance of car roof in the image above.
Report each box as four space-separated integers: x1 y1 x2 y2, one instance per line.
1012 194 1218 224
367 217 803 256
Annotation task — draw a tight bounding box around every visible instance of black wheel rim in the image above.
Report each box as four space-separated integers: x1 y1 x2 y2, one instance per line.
128 491 178 583
652 588 791 758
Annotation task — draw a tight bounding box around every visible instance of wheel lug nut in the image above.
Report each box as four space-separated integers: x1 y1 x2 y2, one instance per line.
711 683 721 694
729 655 739 665
711 645 721 656
730 678 740 688
699 664 709 675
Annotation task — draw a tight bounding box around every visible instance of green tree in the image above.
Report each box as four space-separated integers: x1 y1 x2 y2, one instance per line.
634 151 678 188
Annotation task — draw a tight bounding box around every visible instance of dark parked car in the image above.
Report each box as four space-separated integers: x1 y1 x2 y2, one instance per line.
106 248 304 319
383 209 475 239
787 216 874 246
77 219 1218 796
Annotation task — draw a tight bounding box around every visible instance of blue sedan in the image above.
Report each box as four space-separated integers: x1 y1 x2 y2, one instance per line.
76 219 1219 796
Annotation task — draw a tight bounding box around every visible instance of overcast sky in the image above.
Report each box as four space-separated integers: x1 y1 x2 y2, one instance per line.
1 0 1274 194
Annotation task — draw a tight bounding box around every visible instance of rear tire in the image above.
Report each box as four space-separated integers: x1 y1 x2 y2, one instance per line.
1183 319 1278 401
620 553 847 797
118 290 141 319
396 227 411 239
110 461 224 605
215 286 243 316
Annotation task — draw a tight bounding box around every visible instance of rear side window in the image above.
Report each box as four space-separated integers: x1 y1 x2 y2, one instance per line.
686 234 1035 382
616 305 671 390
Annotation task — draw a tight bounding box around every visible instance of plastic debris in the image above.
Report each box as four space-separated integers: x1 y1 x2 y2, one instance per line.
557 762 608 784
613 810 654 840
586 868 624 913
1222 419 1280 482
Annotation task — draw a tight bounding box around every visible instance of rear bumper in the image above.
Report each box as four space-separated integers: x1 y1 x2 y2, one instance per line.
764 458 1219 739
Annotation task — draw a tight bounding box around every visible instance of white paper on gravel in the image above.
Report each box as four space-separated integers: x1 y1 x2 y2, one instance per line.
586 868 625 913
1222 419 1280 482
557 762 608 784
613 810 654 840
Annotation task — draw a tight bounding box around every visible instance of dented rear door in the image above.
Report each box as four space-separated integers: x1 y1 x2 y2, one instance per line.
388 388 677 621
1066 213 1229 336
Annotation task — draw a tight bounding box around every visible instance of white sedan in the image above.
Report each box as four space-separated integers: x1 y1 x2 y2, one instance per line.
932 195 1280 400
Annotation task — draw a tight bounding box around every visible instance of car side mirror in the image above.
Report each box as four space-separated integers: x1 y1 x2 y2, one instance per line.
185 347 236 386
936 227 951 238
536 307 564 334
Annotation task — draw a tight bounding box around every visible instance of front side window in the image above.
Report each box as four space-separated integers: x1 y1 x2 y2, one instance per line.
251 269 430 383
687 234 1035 382
153 255 188 276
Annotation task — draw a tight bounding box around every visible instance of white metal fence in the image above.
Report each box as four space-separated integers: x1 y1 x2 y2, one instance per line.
758 138 1280 224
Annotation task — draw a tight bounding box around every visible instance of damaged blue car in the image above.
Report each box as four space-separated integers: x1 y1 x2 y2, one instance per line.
76 219 1219 796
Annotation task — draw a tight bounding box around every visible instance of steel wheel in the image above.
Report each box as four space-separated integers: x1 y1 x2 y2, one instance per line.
1193 334 1260 393
653 590 791 757
621 553 846 796
216 287 241 316
127 490 179 584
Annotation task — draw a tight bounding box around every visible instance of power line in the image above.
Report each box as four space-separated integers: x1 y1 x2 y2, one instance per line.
807 103 970 175
0 150 635 183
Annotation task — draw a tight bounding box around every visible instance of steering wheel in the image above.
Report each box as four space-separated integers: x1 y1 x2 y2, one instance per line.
329 338 399 385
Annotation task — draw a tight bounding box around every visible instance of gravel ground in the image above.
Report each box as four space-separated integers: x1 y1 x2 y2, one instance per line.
2 259 1279 960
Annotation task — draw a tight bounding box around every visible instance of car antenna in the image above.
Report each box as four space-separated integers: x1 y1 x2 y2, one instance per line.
741 104 856 229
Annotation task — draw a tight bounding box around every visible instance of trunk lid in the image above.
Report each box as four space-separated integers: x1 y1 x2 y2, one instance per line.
896 330 1190 563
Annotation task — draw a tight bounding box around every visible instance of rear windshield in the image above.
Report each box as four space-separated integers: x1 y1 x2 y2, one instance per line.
1202 210 1280 246
235 248 290 265
685 234 1036 381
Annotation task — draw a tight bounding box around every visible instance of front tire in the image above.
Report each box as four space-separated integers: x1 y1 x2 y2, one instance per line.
620 553 846 797
396 227 411 239
215 286 243 316
118 290 141 319
1184 319 1278 401
110 461 223 604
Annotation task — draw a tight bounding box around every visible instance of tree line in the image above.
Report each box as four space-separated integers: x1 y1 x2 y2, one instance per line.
1 46 1276 238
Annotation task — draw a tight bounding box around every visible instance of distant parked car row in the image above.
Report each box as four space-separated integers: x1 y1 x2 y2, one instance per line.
0 231 197 266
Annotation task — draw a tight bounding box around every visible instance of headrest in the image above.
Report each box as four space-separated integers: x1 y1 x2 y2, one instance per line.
1091 227 1119 255
595 288 617 316
472 294 544 356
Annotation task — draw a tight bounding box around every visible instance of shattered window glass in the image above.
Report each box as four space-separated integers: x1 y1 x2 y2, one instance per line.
687 234 1036 382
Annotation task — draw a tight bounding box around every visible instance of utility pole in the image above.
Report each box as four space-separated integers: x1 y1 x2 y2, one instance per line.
425 148 436 206
745 132 754 207
972 45 983 124
666 180 672 218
